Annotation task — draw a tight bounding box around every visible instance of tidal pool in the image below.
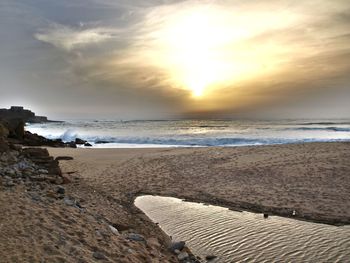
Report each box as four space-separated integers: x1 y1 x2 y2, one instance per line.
135 195 350 263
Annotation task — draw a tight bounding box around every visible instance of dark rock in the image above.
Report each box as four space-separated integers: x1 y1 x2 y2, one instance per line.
127 233 145 242
92 251 106 260
84 142 92 147
75 138 86 145
67 141 77 148
205 255 217 261
0 122 9 138
169 241 186 253
110 223 129 232
0 137 9 152
56 186 65 195
4 119 25 139
263 213 269 218
9 143 21 151
0 106 49 123
55 156 74 161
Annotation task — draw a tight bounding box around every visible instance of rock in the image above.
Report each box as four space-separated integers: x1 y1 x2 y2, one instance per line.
205 255 217 261
84 142 92 147
108 225 119 235
92 251 106 260
0 122 9 138
110 223 129 232
0 138 9 152
127 233 145 242
38 169 49 174
55 156 74 161
67 141 77 148
169 241 186 253
5 179 15 187
64 197 75 206
75 138 86 145
0 106 49 124
263 213 269 218
177 252 189 261
56 186 65 195
9 143 22 151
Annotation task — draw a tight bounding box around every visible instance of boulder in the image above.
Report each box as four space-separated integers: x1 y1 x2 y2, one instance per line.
75 138 86 145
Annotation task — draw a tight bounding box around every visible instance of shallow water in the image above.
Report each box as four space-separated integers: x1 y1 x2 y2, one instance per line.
135 196 350 263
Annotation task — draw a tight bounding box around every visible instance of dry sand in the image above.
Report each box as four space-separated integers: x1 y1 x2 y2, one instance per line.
1 142 350 262
50 142 350 225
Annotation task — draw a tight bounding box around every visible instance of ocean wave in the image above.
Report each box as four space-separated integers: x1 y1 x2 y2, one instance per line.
297 122 350 125
289 127 350 132
49 132 347 146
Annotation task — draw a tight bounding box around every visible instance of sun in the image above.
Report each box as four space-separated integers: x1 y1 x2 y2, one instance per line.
158 9 236 97
140 4 298 98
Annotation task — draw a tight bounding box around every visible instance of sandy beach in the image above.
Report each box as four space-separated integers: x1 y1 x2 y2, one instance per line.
1 142 350 262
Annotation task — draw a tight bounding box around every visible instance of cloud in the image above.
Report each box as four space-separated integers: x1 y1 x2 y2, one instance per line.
34 23 116 51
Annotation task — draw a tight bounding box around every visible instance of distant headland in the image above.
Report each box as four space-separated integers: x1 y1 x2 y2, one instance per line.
0 106 57 123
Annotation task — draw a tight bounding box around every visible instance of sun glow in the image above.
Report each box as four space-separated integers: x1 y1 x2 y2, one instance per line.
141 4 299 98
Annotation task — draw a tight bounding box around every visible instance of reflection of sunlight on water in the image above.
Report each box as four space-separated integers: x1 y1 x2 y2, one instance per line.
135 196 350 263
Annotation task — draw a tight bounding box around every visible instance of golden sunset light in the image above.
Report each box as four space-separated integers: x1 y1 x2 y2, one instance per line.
1 1 350 261
139 4 300 98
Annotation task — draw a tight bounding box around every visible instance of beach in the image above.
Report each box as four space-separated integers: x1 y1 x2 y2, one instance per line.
1 142 350 262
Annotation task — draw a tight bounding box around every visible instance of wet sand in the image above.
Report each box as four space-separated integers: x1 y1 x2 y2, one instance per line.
1 142 349 262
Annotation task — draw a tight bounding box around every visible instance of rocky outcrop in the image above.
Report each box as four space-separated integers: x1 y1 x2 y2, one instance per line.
0 106 50 123
0 146 64 189
0 106 79 148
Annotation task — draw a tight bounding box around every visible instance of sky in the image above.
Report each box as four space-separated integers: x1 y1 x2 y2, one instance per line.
0 0 350 120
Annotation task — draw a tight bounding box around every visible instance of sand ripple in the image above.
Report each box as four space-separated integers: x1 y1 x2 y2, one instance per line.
136 195 350 263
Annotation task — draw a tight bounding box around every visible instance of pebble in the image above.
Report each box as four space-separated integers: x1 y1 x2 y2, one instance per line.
109 225 119 235
169 241 186 253
177 252 189 261
92 251 106 260
127 233 145 242
5 180 15 187
56 186 65 195
205 255 217 261
38 169 48 174
64 197 75 206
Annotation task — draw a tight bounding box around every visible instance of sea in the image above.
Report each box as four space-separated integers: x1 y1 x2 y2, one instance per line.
26 119 350 148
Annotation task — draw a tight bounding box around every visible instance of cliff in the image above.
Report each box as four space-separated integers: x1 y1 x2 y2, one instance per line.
0 106 49 123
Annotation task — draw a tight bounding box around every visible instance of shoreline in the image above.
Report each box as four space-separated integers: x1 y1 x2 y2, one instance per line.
1 142 349 262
